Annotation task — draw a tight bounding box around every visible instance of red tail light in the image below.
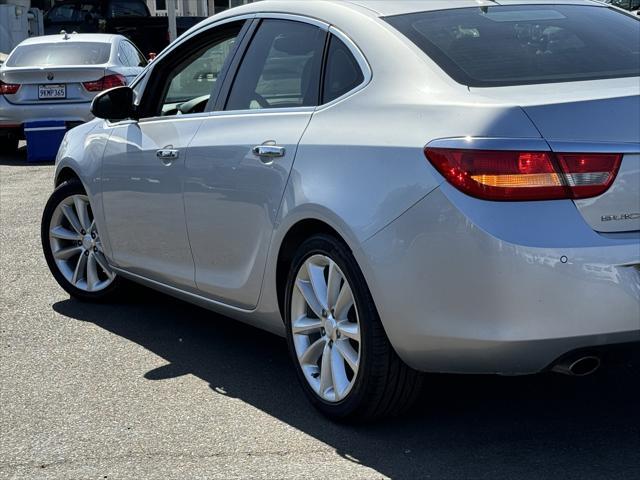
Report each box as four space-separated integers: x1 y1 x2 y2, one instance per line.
0 80 20 95
82 74 126 92
424 148 622 201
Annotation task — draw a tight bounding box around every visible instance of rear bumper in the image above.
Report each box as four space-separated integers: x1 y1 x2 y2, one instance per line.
359 185 640 375
0 96 93 132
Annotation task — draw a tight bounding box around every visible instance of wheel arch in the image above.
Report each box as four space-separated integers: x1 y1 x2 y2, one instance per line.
55 166 82 188
275 218 351 320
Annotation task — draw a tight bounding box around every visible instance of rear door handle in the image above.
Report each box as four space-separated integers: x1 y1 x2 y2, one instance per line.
156 149 179 165
252 145 286 159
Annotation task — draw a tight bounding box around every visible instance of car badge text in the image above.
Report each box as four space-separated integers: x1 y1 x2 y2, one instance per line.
601 213 640 222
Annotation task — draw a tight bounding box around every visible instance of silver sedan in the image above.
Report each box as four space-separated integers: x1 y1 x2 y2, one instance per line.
40 1 640 421
0 32 146 152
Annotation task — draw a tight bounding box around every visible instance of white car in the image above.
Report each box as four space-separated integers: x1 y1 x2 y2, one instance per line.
0 33 147 153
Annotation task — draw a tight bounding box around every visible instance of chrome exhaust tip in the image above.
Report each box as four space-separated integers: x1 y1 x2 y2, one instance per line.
552 355 601 377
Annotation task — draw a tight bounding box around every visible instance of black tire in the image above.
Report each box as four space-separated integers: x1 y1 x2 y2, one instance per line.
0 136 19 154
41 179 123 302
284 234 423 422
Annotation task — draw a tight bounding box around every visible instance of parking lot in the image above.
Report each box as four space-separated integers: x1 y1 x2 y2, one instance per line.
1 146 639 479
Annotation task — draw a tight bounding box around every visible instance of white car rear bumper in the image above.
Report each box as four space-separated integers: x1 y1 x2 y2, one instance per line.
0 96 93 133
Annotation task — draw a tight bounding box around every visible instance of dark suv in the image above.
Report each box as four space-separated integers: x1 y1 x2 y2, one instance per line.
44 0 168 54
603 0 640 11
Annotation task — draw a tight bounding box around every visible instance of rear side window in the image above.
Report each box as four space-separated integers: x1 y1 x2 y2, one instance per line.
322 35 365 103
225 19 326 110
6 42 111 67
385 5 640 87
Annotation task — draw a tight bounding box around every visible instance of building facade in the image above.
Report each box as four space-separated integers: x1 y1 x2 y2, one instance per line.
148 0 258 17
31 1 258 18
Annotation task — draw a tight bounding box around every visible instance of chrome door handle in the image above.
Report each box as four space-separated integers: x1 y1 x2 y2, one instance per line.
252 145 285 159
156 149 179 165
157 149 179 159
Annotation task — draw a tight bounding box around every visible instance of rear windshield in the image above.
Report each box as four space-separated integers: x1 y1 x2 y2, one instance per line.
385 5 640 87
6 42 111 67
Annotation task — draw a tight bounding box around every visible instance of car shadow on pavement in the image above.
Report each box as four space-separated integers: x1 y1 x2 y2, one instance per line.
53 290 640 480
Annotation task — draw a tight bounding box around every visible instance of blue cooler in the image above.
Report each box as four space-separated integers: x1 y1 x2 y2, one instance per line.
24 121 67 162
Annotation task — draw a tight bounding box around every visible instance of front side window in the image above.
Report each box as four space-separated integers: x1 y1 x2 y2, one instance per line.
225 19 326 110
148 26 241 117
162 36 237 114
385 5 640 87
322 35 365 104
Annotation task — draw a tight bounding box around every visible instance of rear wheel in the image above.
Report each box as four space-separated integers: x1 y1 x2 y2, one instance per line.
284 234 423 422
41 179 123 302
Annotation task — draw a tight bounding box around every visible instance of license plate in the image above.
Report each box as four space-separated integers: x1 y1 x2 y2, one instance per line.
38 84 66 100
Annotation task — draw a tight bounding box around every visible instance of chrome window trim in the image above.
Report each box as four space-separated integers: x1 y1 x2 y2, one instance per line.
107 112 212 128
210 106 316 119
256 12 330 31
427 137 640 154
131 12 373 118
137 112 213 125
426 137 551 151
548 141 640 154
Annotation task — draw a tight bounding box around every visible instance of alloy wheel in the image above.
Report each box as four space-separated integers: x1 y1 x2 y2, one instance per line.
290 254 361 403
48 194 115 292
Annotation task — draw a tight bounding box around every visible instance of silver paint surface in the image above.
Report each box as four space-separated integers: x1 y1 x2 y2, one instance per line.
52 0 640 374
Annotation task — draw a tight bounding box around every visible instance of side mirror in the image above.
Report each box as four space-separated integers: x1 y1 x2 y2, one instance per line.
91 86 136 121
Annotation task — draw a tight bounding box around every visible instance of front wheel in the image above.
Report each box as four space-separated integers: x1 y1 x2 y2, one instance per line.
41 179 123 302
284 234 423 422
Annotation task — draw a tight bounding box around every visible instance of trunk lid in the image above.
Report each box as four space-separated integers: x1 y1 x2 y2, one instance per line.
472 79 640 233
0 66 106 104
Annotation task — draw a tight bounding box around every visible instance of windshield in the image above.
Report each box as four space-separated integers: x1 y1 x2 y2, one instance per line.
6 42 112 67
385 5 640 87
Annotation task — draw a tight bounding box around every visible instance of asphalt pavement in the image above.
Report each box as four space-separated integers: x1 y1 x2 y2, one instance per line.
1 144 639 479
